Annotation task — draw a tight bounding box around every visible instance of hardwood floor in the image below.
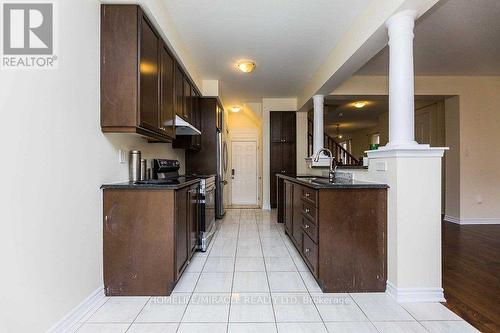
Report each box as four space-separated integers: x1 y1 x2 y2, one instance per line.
442 221 500 333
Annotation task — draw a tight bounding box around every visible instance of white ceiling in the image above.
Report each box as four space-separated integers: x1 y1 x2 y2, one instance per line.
161 0 370 106
357 0 500 76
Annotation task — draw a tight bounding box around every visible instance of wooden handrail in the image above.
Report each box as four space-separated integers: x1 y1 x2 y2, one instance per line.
307 118 359 166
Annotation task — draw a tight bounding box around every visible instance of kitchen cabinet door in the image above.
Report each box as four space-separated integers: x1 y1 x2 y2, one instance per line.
175 187 189 277
270 112 282 143
292 184 303 248
159 43 175 140
183 77 192 121
175 64 184 119
281 142 296 174
270 143 283 208
281 112 296 143
284 181 294 234
139 14 159 132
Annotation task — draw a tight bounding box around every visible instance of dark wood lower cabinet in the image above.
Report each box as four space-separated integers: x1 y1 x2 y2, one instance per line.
282 178 387 293
103 183 199 296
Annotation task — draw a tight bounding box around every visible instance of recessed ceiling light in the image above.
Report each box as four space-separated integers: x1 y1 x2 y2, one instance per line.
230 106 242 113
353 101 367 109
236 61 256 73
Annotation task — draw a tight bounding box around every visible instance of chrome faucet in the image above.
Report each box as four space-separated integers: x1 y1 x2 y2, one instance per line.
313 148 338 182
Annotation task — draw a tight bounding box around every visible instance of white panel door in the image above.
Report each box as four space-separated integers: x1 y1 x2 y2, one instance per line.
231 141 258 205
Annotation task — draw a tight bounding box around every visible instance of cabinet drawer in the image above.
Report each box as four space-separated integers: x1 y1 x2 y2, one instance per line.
301 215 318 243
301 186 318 207
302 232 318 277
301 201 317 224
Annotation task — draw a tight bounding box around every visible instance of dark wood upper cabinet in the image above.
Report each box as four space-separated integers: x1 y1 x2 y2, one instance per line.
270 111 297 208
159 44 175 139
174 64 184 119
185 97 223 174
270 112 282 143
172 85 201 151
138 15 160 132
101 4 201 143
282 112 296 143
270 112 296 143
183 77 192 121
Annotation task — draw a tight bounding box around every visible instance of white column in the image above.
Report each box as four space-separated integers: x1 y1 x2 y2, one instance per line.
385 10 419 149
312 95 324 155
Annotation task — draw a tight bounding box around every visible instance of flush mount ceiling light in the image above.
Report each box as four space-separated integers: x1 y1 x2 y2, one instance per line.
236 61 256 73
230 106 242 113
353 101 367 109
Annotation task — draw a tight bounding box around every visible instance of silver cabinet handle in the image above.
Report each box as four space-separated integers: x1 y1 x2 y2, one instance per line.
305 193 310 198
305 208 310 213
304 224 310 229
305 248 311 253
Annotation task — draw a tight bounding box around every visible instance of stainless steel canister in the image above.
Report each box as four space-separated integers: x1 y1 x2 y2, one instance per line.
129 150 141 182
140 159 147 180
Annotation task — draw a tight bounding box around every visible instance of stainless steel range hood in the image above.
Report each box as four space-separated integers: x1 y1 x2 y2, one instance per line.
175 115 201 135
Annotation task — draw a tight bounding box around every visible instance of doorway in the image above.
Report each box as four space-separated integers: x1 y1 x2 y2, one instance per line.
231 141 258 206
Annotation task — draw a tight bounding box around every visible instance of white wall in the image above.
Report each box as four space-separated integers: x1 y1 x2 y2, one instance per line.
262 98 297 209
0 1 190 331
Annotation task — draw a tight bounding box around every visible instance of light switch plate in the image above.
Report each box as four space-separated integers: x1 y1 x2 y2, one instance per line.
375 161 387 171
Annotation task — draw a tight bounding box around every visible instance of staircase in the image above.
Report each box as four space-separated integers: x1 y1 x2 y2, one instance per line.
307 118 360 166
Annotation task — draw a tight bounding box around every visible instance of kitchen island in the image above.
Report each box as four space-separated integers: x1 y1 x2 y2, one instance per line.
276 174 388 293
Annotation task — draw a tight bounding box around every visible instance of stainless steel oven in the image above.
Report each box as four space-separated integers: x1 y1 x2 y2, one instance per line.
199 176 216 251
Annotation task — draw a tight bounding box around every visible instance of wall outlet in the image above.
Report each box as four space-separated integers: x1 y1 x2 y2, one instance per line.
118 149 126 164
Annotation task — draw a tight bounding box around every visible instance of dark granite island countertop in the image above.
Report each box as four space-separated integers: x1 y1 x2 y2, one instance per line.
101 177 200 190
276 174 388 189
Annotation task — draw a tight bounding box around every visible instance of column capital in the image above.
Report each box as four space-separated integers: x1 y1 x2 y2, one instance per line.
386 10 417 29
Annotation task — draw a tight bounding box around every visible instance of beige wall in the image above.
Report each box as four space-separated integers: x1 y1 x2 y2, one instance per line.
444 96 461 219
332 76 500 221
345 126 380 159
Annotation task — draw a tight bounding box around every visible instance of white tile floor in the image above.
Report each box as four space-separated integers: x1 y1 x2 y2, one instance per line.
75 209 479 333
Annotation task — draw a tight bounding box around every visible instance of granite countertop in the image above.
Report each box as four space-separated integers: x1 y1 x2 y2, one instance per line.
101 177 200 190
276 174 388 189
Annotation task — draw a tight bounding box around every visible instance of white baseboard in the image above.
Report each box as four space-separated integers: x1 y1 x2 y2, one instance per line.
47 287 106 333
444 215 500 225
386 281 445 303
